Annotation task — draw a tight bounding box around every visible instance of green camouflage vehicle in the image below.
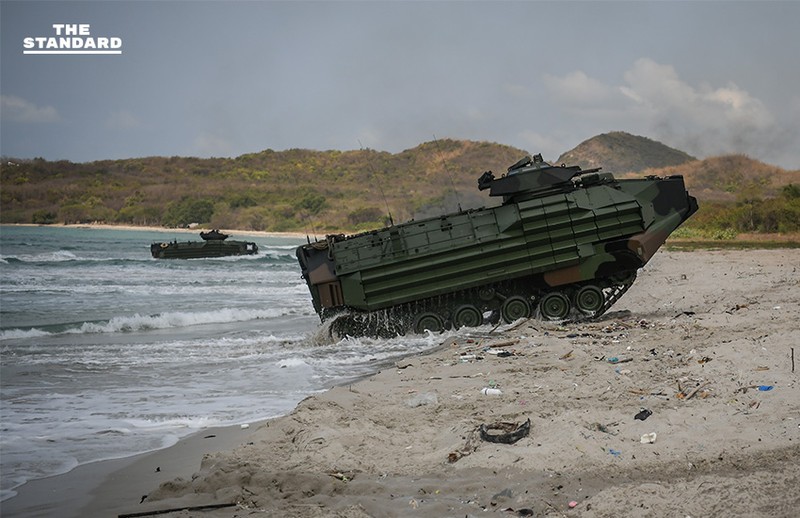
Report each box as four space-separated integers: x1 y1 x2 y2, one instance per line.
297 154 698 336
151 230 258 259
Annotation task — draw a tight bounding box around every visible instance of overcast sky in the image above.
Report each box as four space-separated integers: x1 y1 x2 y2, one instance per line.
2 1 798 169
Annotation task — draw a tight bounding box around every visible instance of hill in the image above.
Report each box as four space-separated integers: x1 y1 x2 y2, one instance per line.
557 131 696 173
0 140 527 232
2 135 797 234
637 154 799 202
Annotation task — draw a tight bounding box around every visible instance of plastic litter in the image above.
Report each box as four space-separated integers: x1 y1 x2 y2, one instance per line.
481 387 503 396
568 501 578 508
406 392 438 407
484 349 513 357
634 408 652 421
640 432 657 444
758 385 774 391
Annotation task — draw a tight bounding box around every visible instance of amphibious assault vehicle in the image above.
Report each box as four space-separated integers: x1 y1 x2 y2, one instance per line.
297 154 697 336
151 231 258 259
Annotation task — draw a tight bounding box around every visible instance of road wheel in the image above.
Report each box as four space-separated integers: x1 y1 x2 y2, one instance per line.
574 285 604 316
413 312 445 334
540 292 571 320
453 305 483 329
500 296 532 323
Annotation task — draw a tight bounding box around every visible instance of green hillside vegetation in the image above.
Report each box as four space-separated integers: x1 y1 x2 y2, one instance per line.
2 134 798 239
631 155 800 238
1 140 525 233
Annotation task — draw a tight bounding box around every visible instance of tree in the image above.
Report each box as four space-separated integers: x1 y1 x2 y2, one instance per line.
162 197 214 227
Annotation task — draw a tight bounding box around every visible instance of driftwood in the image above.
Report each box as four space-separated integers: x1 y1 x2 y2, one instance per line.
118 502 236 518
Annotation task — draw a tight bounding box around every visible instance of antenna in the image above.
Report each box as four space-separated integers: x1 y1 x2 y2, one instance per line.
432 134 463 213
358 140 394 227
302 213 319 243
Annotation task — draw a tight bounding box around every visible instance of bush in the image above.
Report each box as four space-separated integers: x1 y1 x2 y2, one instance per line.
162 197 214 227
31 210 57 224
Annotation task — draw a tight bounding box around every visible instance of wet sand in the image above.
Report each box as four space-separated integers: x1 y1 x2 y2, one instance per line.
3 249 799 517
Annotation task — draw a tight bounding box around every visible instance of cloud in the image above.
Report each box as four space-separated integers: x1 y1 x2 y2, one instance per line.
1 95 59 123
517 130 565 162
544 59 785 162
543 71 617 106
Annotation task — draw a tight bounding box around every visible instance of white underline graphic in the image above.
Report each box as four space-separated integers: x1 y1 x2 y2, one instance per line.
24 50 122 55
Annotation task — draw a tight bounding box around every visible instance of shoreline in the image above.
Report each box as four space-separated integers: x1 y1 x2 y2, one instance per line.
6 223 800 248
1 222 321 240
3 249 799 517
0 422 266 518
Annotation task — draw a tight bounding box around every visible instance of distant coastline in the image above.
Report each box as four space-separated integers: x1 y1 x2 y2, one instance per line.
1 223 312 240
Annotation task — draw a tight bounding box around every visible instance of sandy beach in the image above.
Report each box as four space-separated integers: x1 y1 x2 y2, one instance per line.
4 223 312 240
3 248 798 517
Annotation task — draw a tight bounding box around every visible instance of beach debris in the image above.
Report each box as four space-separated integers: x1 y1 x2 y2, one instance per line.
607 448 622 457
559 349 574 360
735 384 774 394
119 502 237 518
447 429 479 463
491 488 515 505
697 356 713 364
240 423 250 429
396 361 414 369
726 304 748 314
459 353 481 361
634 408 653 421
607 356 632 364
640 432 658 444
406 392 438 407
677 381 710 400
485 348 514 357
587 421 618 435
327 470 357 482
139 495 147 504
485 339 519 349
479 418 531 444
481 387 503 396
569 500 579 508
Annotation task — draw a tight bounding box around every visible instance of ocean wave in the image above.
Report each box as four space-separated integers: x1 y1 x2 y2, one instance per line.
0 250 80 263
0 251 297 265
0 307 297 340
0 328 50 340
0 281 308 297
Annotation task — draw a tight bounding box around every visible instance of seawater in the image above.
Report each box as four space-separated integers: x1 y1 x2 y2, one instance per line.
0 226 445 501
